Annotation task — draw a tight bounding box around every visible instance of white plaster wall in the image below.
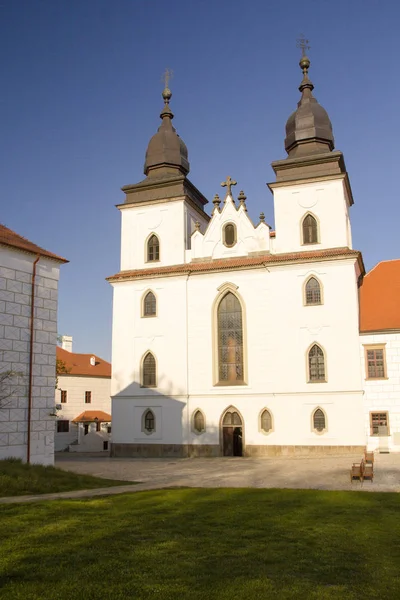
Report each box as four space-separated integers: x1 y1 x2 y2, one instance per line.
272 179 352 254
360 332 400 452
54 375 111 451
0 247 61 465
120 200 208 271
111 256 365 448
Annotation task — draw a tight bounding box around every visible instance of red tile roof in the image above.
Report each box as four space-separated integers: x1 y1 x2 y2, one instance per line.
0 224 68 263
57 347 111 378
359 259 400 333
107 247 362 282
73 410 112 423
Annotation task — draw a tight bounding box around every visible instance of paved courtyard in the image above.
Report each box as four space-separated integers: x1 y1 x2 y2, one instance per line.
55 452 400 493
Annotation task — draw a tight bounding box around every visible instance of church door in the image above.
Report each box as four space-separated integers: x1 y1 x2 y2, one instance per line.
222 410 243 456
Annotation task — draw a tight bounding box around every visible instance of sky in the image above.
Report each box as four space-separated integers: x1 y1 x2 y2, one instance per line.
1 0 399 361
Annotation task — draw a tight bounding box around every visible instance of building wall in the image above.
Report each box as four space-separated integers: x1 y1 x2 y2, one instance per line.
360 332 400 452
272 179 352 254
0 248 60 465
111 256 366 454
55 374 111 451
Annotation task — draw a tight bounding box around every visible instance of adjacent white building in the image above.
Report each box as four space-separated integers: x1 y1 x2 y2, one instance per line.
0 224 67 465
109 55 399 457
55 337 111 452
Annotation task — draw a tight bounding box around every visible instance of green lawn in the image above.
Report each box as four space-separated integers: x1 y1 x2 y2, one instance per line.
0 459 130 497
0 489 399 599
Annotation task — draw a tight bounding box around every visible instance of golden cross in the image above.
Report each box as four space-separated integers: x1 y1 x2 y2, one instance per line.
297 34 310 57
162 68 173 88
221 176 237 197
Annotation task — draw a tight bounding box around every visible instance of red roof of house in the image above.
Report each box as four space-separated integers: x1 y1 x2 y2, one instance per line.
360 259 400 333
0 223 68 263
57 347 111 378
72 410 112 423
108 247 362 282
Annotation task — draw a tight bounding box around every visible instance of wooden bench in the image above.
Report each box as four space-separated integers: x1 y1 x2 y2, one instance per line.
350 462 363 483
365 451 374 464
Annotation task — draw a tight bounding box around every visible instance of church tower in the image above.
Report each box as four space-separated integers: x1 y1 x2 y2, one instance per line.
118 81 209 272
268 50 354 254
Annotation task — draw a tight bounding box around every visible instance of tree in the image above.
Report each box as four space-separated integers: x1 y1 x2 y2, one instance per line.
56 358 71 389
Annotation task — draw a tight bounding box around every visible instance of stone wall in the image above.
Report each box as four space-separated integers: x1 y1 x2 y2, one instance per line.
0 248 61 465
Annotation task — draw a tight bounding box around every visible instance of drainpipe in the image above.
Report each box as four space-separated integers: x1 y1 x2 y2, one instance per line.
27 254 40 463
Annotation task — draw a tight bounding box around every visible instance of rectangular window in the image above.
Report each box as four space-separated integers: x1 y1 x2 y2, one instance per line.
85 391 92 404
84 424 89 435
60 390 67 403
57 420 69 433
96 421 101 432
365 345 387 379
370 412 389 436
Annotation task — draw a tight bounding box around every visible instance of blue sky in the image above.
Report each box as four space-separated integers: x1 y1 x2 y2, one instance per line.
1 0 399 361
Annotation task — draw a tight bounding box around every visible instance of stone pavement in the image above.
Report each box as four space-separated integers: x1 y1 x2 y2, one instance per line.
1 452 398 504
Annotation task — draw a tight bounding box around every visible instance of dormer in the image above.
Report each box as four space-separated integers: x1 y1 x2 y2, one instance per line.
191 179 270 261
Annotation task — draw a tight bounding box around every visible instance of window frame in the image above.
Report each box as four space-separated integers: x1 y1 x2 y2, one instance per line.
223 222 237 248
60 390 67 404
363 344 388 380
301 213 319 246
57 420 69 433
141 351 157 388
369 411 389 436
312 407 327 435
304 275 323 306
146 233 160 263
192 409 206 434
85 391 92 404
142 290 157 318
307 343 327 383
142 409 156 434
214 288 246 386
259 408 274 435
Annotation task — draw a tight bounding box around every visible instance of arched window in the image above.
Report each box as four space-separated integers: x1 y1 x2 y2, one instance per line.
147 234 160 262
142 352 156 387
260 409 272 433
193 410 205 433
308 344 326 382
144 409 155 433
217 292 244 384
313 408 326 433
223 410 242 426
305 277 322 305
223 223 236 248
143 291 156 317
302 214 318 245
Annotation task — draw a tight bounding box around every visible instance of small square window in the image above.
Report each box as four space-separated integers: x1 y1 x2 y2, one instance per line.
57 420 69 433
370 412 389 436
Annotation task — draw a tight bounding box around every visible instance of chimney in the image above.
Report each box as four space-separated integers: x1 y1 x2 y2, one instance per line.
61 335 73 353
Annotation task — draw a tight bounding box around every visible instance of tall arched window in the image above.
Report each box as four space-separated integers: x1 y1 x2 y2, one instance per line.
142 352 156 387
313 408 326 433
308 344 326 382
217 292 244 384
144 409 155 433
260 409 272 433
223 223 236 248
143 291 157 317
193 410 205 433
147 234 160 262
305 277 322 305
302 214 318 245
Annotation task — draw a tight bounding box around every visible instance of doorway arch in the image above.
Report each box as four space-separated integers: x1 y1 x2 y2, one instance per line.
220 407 244 457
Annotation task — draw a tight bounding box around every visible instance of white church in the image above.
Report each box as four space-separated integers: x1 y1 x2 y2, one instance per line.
108 54 400 457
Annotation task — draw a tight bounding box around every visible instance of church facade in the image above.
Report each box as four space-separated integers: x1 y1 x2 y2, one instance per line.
108 55 400 457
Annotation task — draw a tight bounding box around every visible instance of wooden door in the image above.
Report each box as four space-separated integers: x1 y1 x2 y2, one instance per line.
223 427 234 456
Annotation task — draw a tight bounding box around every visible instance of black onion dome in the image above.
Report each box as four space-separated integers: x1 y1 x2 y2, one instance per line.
284 55 334 157
144 87 190 176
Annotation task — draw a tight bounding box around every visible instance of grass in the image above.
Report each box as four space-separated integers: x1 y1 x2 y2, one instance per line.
0 488 399 599
0 458 131 497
